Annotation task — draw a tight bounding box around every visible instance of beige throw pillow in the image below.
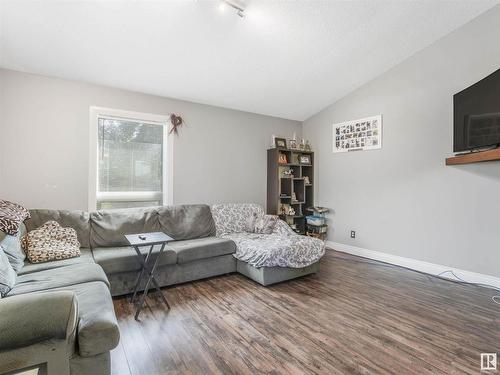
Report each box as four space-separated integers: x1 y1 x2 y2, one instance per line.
22 221 80 263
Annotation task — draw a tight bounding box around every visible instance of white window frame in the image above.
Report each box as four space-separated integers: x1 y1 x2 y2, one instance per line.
88 106 174 211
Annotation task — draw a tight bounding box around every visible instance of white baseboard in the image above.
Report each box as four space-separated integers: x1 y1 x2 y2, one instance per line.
326 241 500 290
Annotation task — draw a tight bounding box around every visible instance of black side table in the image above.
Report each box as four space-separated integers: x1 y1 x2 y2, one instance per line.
125 232 173 320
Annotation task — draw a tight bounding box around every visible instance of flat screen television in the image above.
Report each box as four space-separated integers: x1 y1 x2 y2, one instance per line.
453 68 500 152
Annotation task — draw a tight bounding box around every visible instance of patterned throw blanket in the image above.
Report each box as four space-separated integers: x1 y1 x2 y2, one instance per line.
0 200 30 235
22 221 80 263
211 204 325 268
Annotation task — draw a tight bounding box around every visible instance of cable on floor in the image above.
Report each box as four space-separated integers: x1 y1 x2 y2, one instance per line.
330 254 500 306
437 270 500 305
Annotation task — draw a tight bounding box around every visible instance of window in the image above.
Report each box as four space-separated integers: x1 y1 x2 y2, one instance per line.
89 108 172 210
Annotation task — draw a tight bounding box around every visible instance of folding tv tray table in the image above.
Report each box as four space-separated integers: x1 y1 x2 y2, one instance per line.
125 232 174 320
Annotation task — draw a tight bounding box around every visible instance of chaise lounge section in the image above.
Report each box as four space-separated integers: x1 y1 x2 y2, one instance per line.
211 203 325 285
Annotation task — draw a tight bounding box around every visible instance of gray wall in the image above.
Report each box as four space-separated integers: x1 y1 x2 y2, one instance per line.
303 6 500 277
0 69 301 210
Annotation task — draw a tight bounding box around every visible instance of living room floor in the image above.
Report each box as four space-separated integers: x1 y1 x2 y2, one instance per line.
111 250 499 375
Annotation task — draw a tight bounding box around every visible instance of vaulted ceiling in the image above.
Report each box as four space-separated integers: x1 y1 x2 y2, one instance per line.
0 0 498 120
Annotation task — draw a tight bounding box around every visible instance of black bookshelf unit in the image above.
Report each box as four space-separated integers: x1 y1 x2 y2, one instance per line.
267 148 314 235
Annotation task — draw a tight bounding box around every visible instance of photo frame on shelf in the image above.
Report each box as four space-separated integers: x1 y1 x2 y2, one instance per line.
299 154 311 164
289 139 297 149
274 137 287 149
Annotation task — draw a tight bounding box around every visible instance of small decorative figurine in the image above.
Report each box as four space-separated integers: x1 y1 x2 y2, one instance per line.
299 139 306 150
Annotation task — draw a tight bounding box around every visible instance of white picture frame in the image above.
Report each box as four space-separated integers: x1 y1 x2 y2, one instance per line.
332 115 382 153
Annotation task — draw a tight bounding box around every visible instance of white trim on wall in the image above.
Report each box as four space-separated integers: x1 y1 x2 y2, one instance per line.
327 241 500 290
88 106 174 211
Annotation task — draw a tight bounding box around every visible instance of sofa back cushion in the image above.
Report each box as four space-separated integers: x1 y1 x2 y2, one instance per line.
90 207 158 248
210 203 265 236
157 205 215 240
26 209 91 248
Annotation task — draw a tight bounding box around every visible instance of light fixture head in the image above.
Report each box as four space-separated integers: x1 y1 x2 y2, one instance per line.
219 0 246 18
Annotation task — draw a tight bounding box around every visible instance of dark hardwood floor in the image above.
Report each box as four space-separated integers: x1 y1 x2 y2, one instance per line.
111 250 499 374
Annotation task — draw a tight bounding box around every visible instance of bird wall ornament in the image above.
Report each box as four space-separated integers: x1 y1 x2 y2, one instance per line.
169 114 184 135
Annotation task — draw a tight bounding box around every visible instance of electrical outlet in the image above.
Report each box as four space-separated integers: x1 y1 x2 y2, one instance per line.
350 230 356 238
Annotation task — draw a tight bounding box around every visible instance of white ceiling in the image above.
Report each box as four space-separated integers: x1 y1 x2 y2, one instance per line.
0 0 498 121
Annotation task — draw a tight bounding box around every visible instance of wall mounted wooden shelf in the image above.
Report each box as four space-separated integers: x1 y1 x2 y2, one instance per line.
445 148 500 165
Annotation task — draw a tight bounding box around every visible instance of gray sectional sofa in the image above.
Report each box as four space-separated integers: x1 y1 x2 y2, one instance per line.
0 204 322 375
34 204 238 297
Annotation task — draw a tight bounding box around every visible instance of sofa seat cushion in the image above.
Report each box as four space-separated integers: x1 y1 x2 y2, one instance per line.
168 237 236 264
52 281 120 357
17 249 95 275
9 263 109 296
92 245 177 274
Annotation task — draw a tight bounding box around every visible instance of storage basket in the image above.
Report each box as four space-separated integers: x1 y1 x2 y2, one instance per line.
306 215 325 226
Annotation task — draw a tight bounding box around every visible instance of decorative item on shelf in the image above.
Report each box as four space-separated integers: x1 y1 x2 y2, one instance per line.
281 169 293 178
274 137 287 149
280 203 289 215
299 154 311 164
304 176 310 184
278 153 288 164
291 192 297 202
280 204 296 216
289 139 297 149
290 153 300 164
299 139 306 150
169 114 184 135
304 140 312 151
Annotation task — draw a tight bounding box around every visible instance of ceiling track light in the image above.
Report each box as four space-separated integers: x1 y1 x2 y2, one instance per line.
220 0 246 18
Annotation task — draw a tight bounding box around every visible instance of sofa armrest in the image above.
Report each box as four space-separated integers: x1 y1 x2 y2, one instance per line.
0 291 78 351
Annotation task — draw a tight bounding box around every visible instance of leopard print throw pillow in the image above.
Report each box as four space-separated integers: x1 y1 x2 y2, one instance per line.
0 200 30 235
21 221 80 263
